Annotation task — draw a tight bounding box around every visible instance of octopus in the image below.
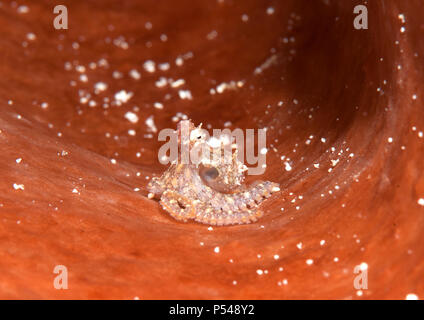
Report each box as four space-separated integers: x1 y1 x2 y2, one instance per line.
147 120 280 226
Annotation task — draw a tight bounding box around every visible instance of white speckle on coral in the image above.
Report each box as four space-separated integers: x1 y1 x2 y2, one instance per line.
17 5 30 14
154 102 164 110
178 89 193 100
359 262 368 271
129 69 141 80
124 111 139 124
115 90 133 104
143 60 156 73
284 162 292 171
170 79 185 88
94 82 107 93
266 7 275 15
145 115 157 133
26 33 36 41
13 183 25 190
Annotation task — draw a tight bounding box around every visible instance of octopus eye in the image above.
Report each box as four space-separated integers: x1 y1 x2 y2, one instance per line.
203 167 219 180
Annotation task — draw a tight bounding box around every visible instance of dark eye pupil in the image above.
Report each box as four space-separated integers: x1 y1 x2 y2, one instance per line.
204 167 219 179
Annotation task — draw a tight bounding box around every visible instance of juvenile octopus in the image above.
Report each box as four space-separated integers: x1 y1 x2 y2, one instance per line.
147 120 280 226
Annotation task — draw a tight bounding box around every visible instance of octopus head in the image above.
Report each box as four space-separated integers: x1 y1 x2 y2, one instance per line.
177 120 248 193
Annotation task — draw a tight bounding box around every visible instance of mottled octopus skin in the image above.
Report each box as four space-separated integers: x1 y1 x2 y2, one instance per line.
148 162 280 226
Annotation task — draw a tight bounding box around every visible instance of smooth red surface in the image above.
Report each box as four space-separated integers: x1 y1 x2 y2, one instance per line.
0 0 423 299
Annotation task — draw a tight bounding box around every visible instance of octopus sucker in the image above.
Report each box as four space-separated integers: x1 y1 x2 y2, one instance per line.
147 120 280 225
